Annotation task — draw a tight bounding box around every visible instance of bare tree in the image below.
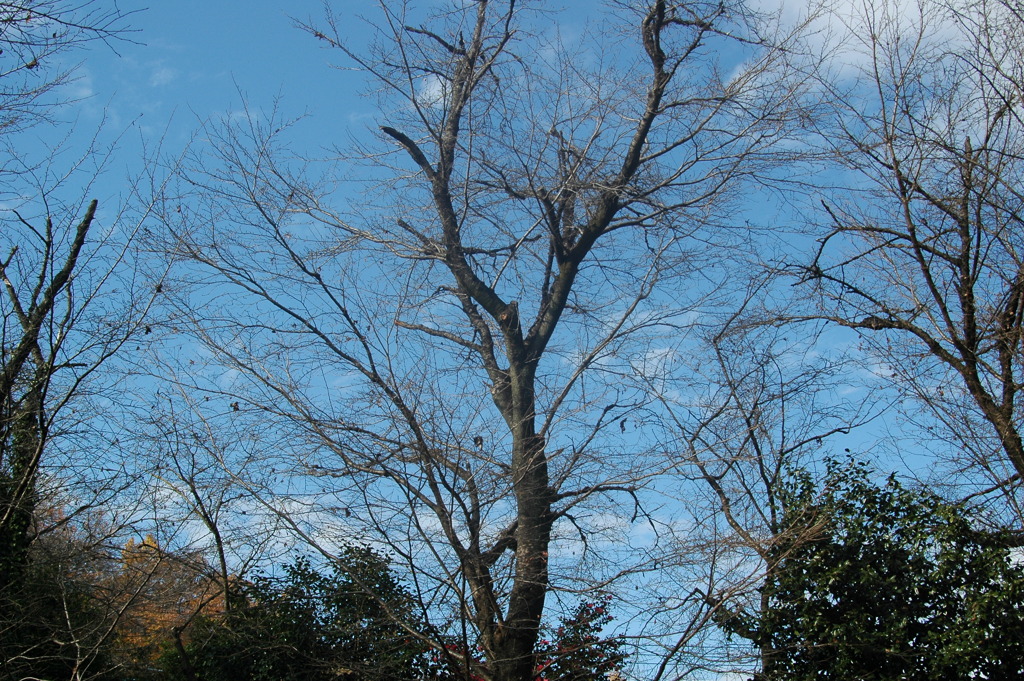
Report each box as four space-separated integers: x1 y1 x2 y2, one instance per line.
623 297 868 680
159 2 815 679
133 372 292 607
0 5 171 679
0 1 134 135
0 145 162 680
788 0 1024 516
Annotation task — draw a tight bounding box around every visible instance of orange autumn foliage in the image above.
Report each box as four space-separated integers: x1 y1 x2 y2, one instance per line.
108 535 227 669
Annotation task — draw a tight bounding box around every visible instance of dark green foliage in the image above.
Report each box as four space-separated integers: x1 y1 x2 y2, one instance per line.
161 546 445 681
0 391 42 590
438 594 628 681
720 460 1024 680
0 549 117 681
534 595 627 681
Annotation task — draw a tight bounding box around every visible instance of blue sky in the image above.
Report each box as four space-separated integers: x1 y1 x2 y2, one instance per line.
67 1 369 150
52 0 893 465
33 1 918 483
64 2 629 159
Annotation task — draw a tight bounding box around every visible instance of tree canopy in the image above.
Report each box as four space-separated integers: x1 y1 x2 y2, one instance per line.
160 547 440 681
719 460 1024 680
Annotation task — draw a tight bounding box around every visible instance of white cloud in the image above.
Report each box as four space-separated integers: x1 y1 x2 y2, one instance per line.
150 66 178 87
415 74 448 108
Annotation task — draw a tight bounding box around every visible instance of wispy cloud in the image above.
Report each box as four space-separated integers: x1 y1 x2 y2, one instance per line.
150 66 179 87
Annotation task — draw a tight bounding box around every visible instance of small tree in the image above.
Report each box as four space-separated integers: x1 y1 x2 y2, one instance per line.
534 596 627 681
436 595 627 681
719 460 1024 680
